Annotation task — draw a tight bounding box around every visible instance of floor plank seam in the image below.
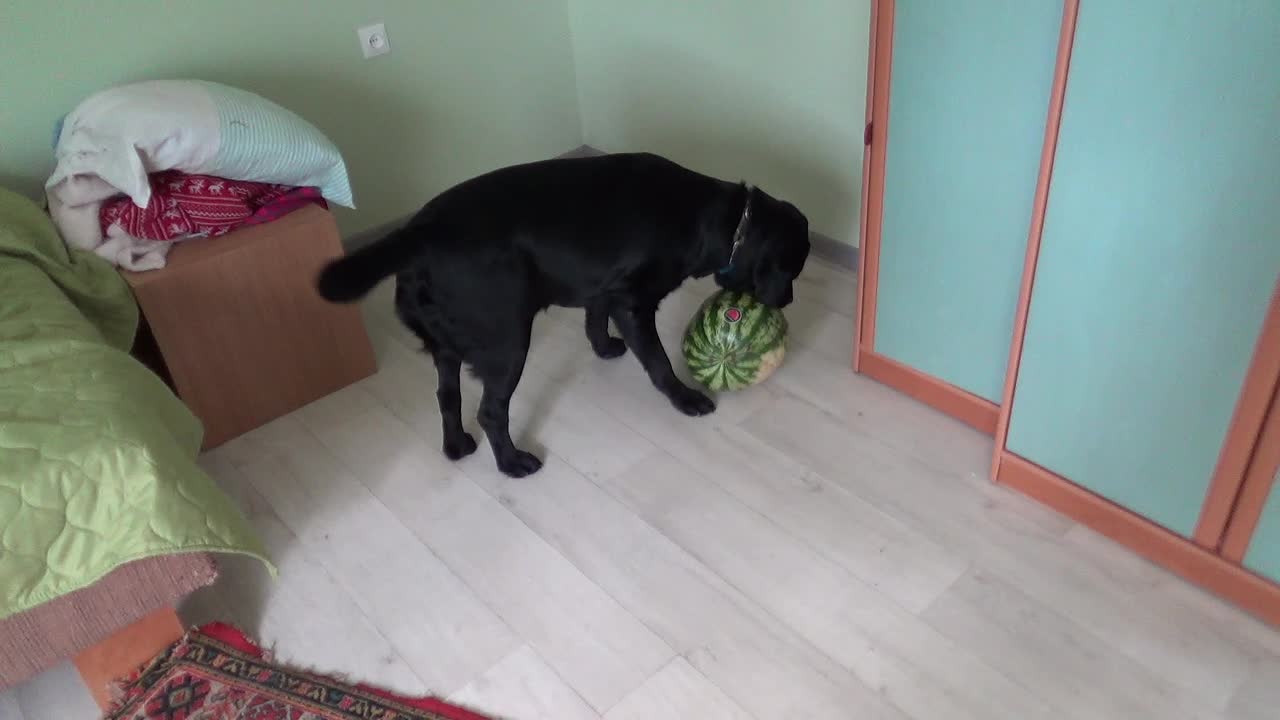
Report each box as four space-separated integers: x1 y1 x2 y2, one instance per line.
226 420 522 697
570 448 904 713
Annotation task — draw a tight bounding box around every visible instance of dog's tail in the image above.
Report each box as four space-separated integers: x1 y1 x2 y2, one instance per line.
317 225 419 303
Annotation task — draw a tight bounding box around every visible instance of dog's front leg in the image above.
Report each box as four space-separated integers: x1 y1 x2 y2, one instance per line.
611 304 716 417
585 296 626 359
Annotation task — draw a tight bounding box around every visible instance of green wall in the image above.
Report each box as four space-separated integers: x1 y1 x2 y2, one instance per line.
0 1 582 236
567 0 871 244
0 1 872 243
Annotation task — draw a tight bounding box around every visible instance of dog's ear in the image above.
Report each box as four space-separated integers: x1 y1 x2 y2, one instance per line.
750 200 810 307
752 244 794 307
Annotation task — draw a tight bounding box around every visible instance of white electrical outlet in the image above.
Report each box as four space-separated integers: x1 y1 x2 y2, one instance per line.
357 23 390 59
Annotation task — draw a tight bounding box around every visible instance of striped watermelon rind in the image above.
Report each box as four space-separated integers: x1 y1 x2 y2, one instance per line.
682 290 788 392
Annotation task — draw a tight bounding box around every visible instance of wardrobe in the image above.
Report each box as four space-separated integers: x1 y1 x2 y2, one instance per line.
854 0 1280 624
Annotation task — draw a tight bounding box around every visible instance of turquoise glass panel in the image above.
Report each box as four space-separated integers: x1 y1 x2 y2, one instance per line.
1244 469 1280 584
875 1 1060 401
1006 1 1280 537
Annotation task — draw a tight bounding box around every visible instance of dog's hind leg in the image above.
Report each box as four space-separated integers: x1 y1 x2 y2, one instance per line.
585 296 626 359
475 326 543 478
396 278 477 461
433 351 477 460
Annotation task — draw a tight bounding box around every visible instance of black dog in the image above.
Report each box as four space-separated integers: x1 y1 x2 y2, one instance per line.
318 152 810 477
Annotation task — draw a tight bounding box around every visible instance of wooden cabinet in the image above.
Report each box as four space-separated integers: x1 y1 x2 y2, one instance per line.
856 0 1280 624
124 206 377 449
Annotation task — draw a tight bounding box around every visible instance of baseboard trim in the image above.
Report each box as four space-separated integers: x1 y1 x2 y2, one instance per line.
809 231 857 271
559 144 603 159
858 349 999 434
997 452 1280 628
343 145 859 270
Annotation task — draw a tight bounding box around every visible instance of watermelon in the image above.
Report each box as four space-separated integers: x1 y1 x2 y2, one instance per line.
682 290 788 392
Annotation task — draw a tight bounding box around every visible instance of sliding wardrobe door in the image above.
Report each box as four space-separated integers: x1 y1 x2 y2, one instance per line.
860 0 1061 425
1004 0 1280 538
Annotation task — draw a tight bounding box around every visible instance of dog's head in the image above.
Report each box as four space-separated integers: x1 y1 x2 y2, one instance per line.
714 188 811 308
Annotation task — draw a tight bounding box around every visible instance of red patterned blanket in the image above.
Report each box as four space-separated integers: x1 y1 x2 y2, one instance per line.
100 171 325 242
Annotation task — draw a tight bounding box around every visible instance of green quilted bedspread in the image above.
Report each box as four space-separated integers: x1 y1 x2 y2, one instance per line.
0 187 268 619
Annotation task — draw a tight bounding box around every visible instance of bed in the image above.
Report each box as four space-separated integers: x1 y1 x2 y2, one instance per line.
0 185 267 692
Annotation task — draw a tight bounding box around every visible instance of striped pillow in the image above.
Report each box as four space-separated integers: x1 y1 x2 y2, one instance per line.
199 81 354 208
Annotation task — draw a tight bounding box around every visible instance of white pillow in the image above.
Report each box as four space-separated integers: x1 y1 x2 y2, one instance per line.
47 79 354 210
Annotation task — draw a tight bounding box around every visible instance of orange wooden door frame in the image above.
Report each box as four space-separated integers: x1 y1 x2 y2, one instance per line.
851 0 879 375
853 0 892 366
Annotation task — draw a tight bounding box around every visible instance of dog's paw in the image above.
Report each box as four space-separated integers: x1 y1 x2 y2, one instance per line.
670 386 716 417
443 432 479 461
498 450 544 478
592 337 627 360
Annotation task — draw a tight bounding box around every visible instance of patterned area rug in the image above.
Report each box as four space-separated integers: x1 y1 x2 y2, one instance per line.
105 623 489 720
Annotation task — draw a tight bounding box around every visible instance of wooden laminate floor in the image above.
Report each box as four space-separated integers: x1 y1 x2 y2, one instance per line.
4 260 1278 720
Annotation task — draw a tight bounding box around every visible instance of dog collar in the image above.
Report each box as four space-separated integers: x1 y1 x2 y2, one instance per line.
718 185 753 275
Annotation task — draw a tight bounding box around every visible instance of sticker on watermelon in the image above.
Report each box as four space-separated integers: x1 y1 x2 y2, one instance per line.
682 290 788 392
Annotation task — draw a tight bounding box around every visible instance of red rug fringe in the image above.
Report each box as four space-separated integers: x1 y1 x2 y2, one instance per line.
198 623 491 720
111 622 491 720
